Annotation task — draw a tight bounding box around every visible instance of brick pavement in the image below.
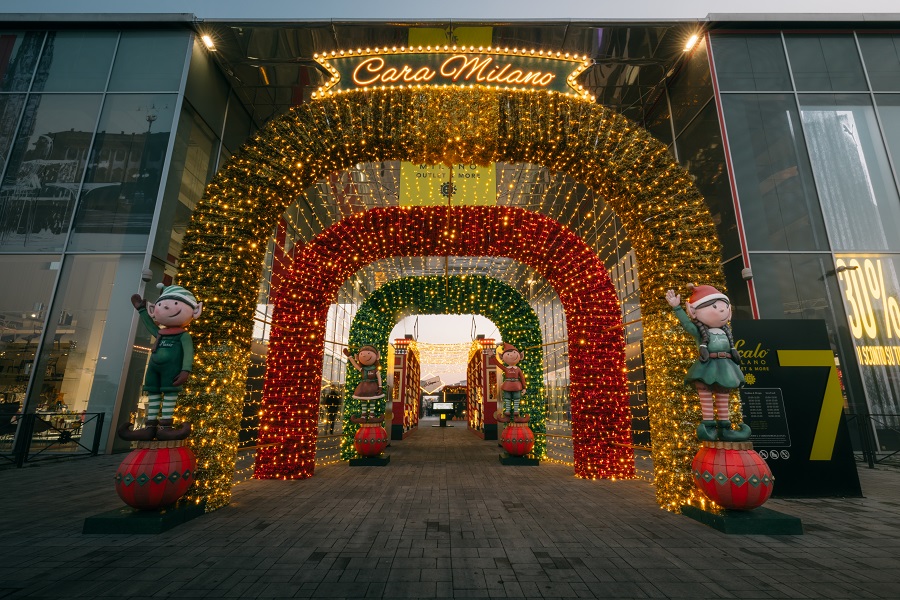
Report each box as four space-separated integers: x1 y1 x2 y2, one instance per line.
1 420 899 599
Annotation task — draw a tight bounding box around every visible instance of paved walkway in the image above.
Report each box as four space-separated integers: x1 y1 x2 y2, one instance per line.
2 419 900 599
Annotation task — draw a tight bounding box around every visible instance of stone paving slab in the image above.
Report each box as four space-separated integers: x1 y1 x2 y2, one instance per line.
1 421 900 599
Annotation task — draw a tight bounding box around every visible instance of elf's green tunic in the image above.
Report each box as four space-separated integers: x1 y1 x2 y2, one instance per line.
138 307 194 393
672 305 745 389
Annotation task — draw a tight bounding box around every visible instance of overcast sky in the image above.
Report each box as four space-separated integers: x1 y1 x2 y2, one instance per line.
6 0 900 20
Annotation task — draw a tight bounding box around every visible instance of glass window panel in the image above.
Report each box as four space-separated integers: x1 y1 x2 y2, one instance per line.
831 253 900 423
875 94 900 173
723 258 752 320
0 32 44 92
748 252 866 414
28 254 144 450
222 92 252 154
799 94 900 251
721 93 829 251
153 103 218 264
674 101 741 260
0 256 58 415
858 35 900 92
31 31 117 92
644 95 673 148
184 38 228 133
668 40 714 137
67 94 176 252
711 34 792 92
108 30 190 92
0 94 26 172
785 34 867 91
0 94 102 252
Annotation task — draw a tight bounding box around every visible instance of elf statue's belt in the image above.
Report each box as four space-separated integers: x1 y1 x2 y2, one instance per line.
707 352 731 359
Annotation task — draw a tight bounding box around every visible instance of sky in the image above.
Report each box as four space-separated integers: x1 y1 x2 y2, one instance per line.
6 0 900 20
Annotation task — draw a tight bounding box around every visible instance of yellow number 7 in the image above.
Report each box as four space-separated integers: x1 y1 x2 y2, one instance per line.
777 350 843 461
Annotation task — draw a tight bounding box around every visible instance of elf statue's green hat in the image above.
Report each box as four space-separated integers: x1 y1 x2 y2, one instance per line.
156 283 199 309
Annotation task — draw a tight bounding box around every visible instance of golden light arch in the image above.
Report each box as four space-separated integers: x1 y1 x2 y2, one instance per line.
178 87 726 512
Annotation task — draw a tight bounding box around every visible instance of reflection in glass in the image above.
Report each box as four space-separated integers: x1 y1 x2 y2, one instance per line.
0 94 102 252
668 40 713 137
857 35 900 92
875 95 900 176
222 91 253 155
749 252 864 414
723 258 752 320
784 35 867 91
29 254 144 449
0 32 43 92
68 94 176 252
721 93 828 251
674 102 741 260
154 104 218 265
799 94 900 251
0 256 58 417
832 253 900 430
108 30 190 92
0 94 26 171
31 31 117 92
711 34 792 92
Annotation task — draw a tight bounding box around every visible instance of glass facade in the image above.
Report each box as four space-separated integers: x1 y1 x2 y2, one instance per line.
0 28 191 460
2 17 898 471
712 30 900 451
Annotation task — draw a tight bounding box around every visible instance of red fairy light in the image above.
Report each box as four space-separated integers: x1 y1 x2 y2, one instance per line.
255 205 633 480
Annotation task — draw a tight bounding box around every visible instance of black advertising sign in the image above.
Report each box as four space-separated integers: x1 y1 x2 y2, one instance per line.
732 319 861 497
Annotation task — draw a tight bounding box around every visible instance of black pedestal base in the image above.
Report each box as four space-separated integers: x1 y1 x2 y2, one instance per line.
83 501 205 535
681 505 803 535
499 453 540 466
349 455 390 466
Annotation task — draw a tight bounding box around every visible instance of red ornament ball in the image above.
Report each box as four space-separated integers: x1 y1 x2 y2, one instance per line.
354 423 388 457
501 423 535 457
692 443 774 510
114 445 197 510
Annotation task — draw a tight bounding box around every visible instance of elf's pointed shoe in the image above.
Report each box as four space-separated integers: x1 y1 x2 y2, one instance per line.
117 419 157 441
696 420 719 442
155 418 192 441
719 420 752 442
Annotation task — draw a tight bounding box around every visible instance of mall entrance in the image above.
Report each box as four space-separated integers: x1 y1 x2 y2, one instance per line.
177 83 725 513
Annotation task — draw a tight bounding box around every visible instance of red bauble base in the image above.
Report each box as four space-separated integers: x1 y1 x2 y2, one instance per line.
354 423 389 457
500 423 535 457
692 442 774 510
114 444 197 511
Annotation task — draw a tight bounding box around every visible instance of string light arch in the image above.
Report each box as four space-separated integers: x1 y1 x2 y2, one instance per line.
341 274 548 459
179 87 725 512
257 206 630 480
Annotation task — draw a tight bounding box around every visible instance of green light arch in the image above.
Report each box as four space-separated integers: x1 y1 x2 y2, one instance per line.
343 275 544 459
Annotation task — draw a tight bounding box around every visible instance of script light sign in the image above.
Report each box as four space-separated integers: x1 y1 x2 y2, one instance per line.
312 46 594 100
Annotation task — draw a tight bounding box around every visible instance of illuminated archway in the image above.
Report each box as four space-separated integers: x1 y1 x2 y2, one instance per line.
259 205 628 480
179 87 724 511
341 274 549 459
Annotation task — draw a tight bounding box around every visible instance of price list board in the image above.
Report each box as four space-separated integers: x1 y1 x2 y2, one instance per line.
733 319 861 498
741 388 791 447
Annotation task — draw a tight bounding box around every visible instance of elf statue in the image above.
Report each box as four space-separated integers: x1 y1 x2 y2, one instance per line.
496 342 529 423
118 284 202 442
343 345 385 423
665 284 751 442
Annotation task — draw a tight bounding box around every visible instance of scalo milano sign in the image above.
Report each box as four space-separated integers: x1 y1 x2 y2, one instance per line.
312 46 594 99
731 319 861 497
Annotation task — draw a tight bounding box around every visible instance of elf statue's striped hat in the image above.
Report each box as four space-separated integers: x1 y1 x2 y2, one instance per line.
156 283 199 309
